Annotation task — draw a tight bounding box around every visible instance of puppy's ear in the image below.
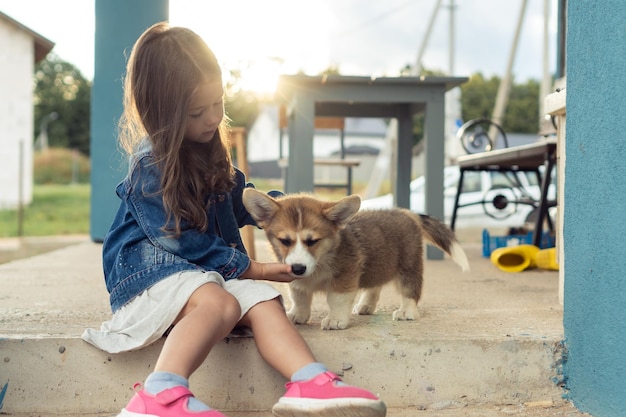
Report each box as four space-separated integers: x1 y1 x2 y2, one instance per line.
323 195 361 228
242 188 280 227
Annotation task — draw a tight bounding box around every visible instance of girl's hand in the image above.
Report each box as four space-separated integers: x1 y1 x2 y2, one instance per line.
240 260 295 282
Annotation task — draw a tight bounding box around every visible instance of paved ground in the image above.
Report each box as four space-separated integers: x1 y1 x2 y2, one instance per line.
0 234 88 265
0 228 564 338
0 228 591 416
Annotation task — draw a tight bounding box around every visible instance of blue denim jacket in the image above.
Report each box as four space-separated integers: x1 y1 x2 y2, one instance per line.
103 146 258 312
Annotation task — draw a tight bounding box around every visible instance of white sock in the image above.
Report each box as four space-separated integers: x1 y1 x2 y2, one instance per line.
291 362 328 382
145 371 211 411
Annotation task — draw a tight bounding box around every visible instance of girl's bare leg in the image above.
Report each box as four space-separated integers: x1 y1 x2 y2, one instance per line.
238 297 316 379
155 282 241 378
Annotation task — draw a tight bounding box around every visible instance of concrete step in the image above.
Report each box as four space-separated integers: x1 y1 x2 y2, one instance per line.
0 236 580 415
5 401 590 417
1 309 567 414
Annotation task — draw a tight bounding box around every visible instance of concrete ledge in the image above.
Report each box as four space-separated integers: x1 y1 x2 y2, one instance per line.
1 313 565 414
0 239 567 414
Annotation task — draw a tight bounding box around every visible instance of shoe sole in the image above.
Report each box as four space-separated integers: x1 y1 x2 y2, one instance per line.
116 409 159 417
272 398 387 417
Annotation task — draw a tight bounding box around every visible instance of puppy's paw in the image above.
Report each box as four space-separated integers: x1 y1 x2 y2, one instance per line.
392 309 415 321
321 316 350 330
287 307 310 325
353 303 376 315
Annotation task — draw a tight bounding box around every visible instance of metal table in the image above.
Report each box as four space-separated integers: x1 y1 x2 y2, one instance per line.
451 139 558 247
275 74 468 259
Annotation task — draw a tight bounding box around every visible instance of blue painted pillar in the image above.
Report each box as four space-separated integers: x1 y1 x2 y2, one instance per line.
90 0 168 241
563 1 626 416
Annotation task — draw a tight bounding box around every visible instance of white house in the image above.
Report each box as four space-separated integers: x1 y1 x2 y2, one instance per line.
0 11 54 209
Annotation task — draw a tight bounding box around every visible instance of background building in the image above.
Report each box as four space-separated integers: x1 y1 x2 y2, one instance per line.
0 11 53 209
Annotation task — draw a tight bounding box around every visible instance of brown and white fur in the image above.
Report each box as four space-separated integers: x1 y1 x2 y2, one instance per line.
243 188 470 330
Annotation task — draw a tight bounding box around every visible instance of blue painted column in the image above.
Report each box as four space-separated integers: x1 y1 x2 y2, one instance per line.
423 92 445 260
563 1 626 416
285 95 315 194
90 0 168 241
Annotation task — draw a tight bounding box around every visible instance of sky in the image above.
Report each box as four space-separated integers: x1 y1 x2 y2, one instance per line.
0 0 559 93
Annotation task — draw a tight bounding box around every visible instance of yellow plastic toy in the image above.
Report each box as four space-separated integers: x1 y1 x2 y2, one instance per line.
490 245 559 272
490 244 539 272
535 247 559 270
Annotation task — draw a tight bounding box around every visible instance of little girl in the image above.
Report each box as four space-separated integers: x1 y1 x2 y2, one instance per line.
82 22 386 417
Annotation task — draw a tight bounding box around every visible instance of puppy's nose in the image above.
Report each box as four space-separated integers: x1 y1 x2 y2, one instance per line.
291 264 307 276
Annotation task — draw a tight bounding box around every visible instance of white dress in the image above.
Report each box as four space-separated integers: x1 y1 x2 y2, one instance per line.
82 270 281 354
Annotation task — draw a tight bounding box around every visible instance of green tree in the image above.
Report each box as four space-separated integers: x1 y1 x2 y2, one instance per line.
34 54 91 155
506 79 540 133
222 67 265 131
460 73 500 121
460 73 540 134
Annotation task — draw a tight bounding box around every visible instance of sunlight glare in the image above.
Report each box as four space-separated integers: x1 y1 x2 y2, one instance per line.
235 57 283 95
170 0 334 95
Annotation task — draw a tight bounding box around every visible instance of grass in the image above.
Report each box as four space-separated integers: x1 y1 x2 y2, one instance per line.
0 184 90 238
0 178 370 239
1 146 373 238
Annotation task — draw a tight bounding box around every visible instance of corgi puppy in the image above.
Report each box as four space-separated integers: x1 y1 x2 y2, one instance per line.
242 189 469 330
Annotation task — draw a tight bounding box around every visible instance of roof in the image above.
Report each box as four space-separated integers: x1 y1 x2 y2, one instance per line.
0 10 55 63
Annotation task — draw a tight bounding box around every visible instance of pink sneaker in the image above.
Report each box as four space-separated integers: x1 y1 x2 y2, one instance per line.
117 383 226 417
272 371 386 417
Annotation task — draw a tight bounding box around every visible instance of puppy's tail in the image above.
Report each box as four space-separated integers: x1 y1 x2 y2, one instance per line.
418 214 470 272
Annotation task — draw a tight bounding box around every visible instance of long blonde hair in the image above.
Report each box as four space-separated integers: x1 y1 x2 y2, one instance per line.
118 22 235 236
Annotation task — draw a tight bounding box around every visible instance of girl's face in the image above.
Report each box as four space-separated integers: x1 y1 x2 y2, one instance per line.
184 80 224 144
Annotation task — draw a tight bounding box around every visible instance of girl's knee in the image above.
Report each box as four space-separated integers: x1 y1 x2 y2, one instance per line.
221 291 242 322
208 287 241 323
185 283 241 322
